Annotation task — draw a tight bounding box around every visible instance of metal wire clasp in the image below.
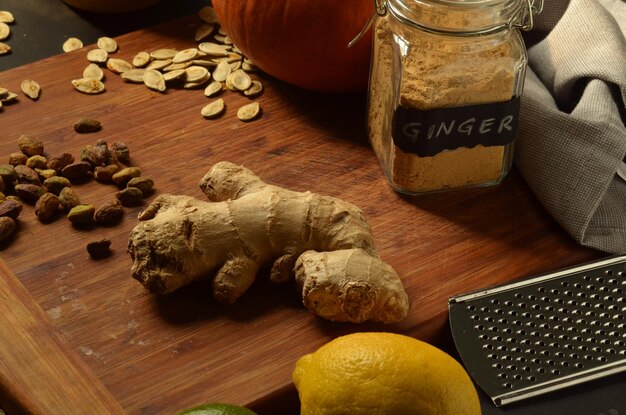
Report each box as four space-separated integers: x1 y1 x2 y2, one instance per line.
348 0 388 48
512 0 544 31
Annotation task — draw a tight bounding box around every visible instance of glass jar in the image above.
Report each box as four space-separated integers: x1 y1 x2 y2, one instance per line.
367 0 541 195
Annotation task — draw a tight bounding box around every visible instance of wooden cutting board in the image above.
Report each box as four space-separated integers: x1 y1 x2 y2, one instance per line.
0 13 600 415
0 259 126 414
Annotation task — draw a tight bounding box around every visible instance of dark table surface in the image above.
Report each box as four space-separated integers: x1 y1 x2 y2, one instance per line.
0 0 209 72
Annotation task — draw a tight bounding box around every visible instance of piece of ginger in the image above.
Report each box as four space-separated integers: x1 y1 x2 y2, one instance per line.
128 161 409 323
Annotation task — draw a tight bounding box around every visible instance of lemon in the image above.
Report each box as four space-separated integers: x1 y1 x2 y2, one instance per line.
176 403 258 415
292 332 481 415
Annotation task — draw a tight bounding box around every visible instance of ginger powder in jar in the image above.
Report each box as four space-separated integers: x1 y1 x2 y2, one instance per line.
367 0 541 194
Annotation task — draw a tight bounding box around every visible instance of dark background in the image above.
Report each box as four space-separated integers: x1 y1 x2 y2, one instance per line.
0 0 208 71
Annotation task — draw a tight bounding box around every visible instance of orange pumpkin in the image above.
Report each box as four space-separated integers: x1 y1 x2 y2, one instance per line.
213 0 374 93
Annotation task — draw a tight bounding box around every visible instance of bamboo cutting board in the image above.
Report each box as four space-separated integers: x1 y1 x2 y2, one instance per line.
0 14 600 415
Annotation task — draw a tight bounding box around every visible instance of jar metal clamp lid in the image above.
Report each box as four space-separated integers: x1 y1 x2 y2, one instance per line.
349 0 544 46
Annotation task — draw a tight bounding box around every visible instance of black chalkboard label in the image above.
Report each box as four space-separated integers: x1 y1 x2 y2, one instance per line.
391 97 520 157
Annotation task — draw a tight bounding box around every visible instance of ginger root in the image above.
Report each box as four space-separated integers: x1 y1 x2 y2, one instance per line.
128 161 409 323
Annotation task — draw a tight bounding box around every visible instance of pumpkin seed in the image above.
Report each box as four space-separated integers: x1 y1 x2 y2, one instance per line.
1 91 17 103
185 66 210 83
145 59 172 71
183 79 210 89
121 69 146 83
97 36 118 53
0 23 10 41
242 60 259 72
237 102 261 122
198 6 218 24
201 98 225 118
163 61 191 72
143 69 166 92
195 23 215 42
0 11 14 23
212 52 242 64
71 78 105 94
106 58 132 74
224 75 238 92
228 70 252 91
214 34 232 45
150 48 178 60
204 81 223 97
20 80 41 100
190 59 217 68
49 9 267 125
83 63 104 81
212 61 231 82
198 42 228 57
0 87 8 98
243 80 264 97
63 37 83 52
87 48 108 63
0 42 10 55
162 69 186 82
172 48 198 64
132 51 151 68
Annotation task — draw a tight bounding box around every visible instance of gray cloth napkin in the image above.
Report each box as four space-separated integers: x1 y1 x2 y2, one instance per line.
516 0 626 254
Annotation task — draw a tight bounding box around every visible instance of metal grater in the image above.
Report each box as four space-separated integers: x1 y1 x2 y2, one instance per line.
449 255 626 407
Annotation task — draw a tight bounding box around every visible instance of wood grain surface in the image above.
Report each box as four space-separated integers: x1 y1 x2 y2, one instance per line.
0 13 601 415
0 260 125 414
